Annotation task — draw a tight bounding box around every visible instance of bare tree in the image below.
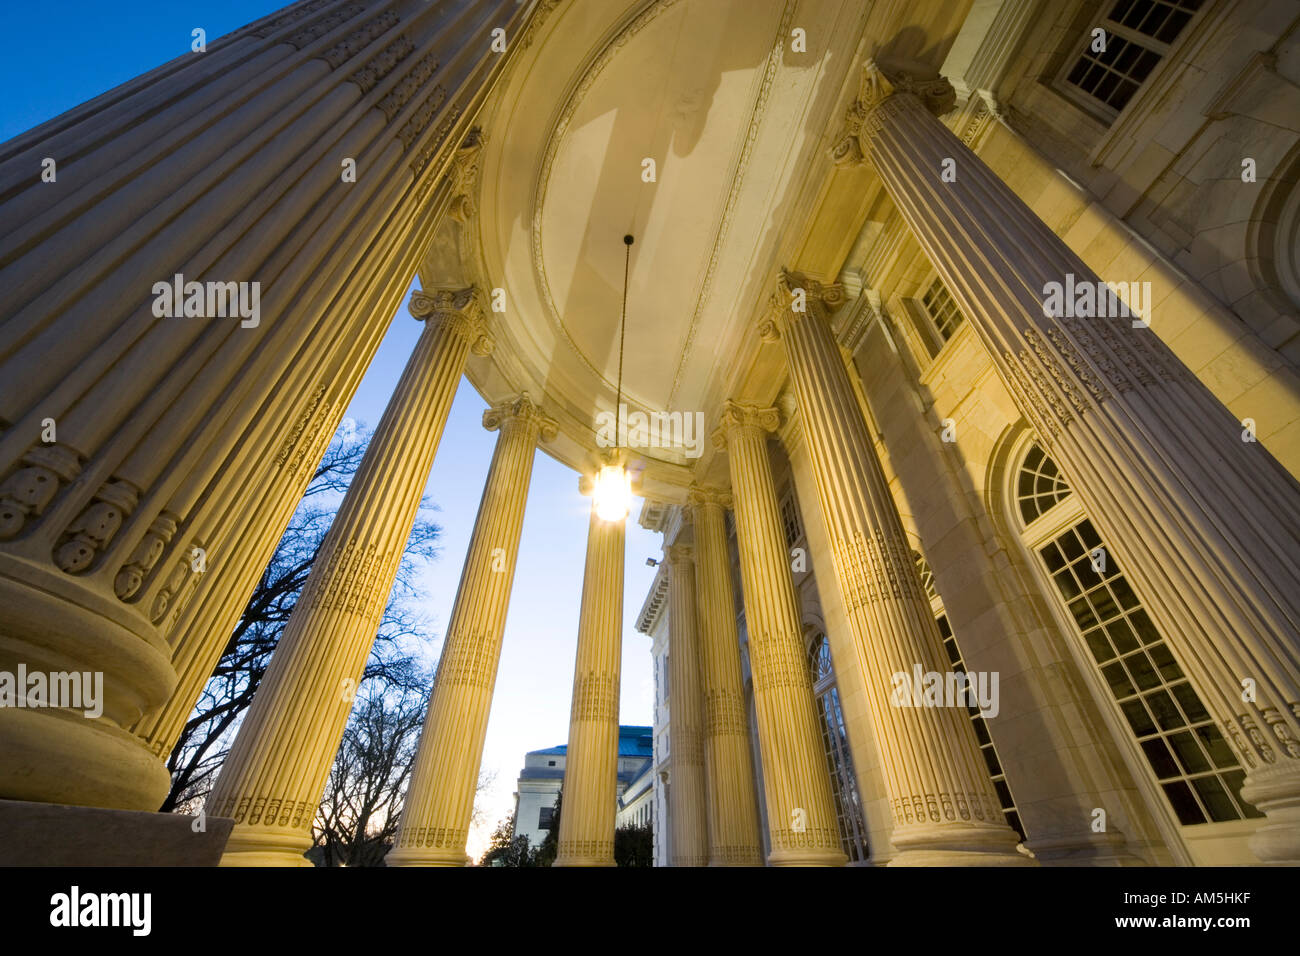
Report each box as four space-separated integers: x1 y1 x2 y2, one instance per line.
310 683 429 867
163 422 440 813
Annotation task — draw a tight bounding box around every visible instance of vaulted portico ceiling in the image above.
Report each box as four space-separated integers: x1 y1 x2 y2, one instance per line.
420 0 969 500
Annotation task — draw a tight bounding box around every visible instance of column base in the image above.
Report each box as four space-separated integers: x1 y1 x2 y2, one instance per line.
1240 762 1300 864
384 846 471 867
888 823 1036 866
0 560 175 811
0 706 172 811
767 847 848 867
218 824 313 867
1026 830 1150 866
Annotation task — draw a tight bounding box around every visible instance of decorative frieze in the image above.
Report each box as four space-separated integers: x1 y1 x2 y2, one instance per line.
0 444 80 539
319 9 399 69
114 511 179 600
376 51 441 121
747 633 811 694
571 671 618 722
704 689 748 737
348 34 414 93
397 85 448 153
307 538 389 620
833 529 925 610
55 479 139 574
399 826 467 850
285 3 367 51
411 104 465 188
249 0 332 39
433 633 496 689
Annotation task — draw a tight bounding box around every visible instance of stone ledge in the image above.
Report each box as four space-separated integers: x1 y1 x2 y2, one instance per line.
0 799 233 867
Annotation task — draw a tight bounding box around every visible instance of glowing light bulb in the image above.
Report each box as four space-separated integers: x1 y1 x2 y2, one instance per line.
593 464 632 522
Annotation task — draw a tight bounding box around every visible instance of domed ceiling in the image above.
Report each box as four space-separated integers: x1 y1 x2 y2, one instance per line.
420 0 969 498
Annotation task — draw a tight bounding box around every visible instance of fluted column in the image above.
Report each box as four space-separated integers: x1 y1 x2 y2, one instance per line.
690 485 763 866
768 272 1028 865
387 394 556 866
208 287 490 866
715 403 845 867
664 541 708 866
554 487 625 867
835 60 1300 861
0 0 553 812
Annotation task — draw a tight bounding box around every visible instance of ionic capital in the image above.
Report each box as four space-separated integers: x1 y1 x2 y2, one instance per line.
830 59 956 167
712 401 780 450
482 392 558 442
688 483 733 511
664 542 695 567
762 268 845 341
409 286 494 356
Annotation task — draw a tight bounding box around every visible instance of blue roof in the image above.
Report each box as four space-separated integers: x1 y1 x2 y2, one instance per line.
528 725 653 758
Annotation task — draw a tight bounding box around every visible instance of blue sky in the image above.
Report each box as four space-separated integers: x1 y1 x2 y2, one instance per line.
4 1 661 856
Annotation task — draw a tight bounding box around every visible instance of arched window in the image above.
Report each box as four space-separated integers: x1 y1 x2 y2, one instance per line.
1010 439 1261 826
807 634 870 862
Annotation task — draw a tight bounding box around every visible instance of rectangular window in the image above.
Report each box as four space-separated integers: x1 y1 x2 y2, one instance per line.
1059 0 1203 118
936 613 1024 840
921 277 966 343
779 490 803 550
538 806 555 829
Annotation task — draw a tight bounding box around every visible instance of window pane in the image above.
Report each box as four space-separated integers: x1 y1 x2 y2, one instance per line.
1027 481 1250 826
1161 780 1207 825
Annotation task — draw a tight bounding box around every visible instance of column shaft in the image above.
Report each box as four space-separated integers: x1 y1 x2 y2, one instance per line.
0 0 549 811
717 403 846 866
768 272 1027 865
554 498 624 867
207 289 487 865
664 542 708 866
841 62 1300 859
387 394 555 866
691 487 763 866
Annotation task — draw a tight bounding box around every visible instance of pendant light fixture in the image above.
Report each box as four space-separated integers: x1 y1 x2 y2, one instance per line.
593 234 635 523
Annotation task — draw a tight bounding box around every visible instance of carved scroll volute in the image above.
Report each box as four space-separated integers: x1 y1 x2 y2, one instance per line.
762 268 845 341
481 392 558 443
712 401 780 451
447 128 484 224
830 58 956 168
408 285 494 356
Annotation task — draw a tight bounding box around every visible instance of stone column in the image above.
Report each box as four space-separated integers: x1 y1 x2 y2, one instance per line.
767 271 1028 865
554 489 625 867
663 541 709 866
0 0 553 812
387 394 556 867
135 129 490 766
715 402 845 867
834 61 1300 860
207 287 490 866
690 485 763 866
